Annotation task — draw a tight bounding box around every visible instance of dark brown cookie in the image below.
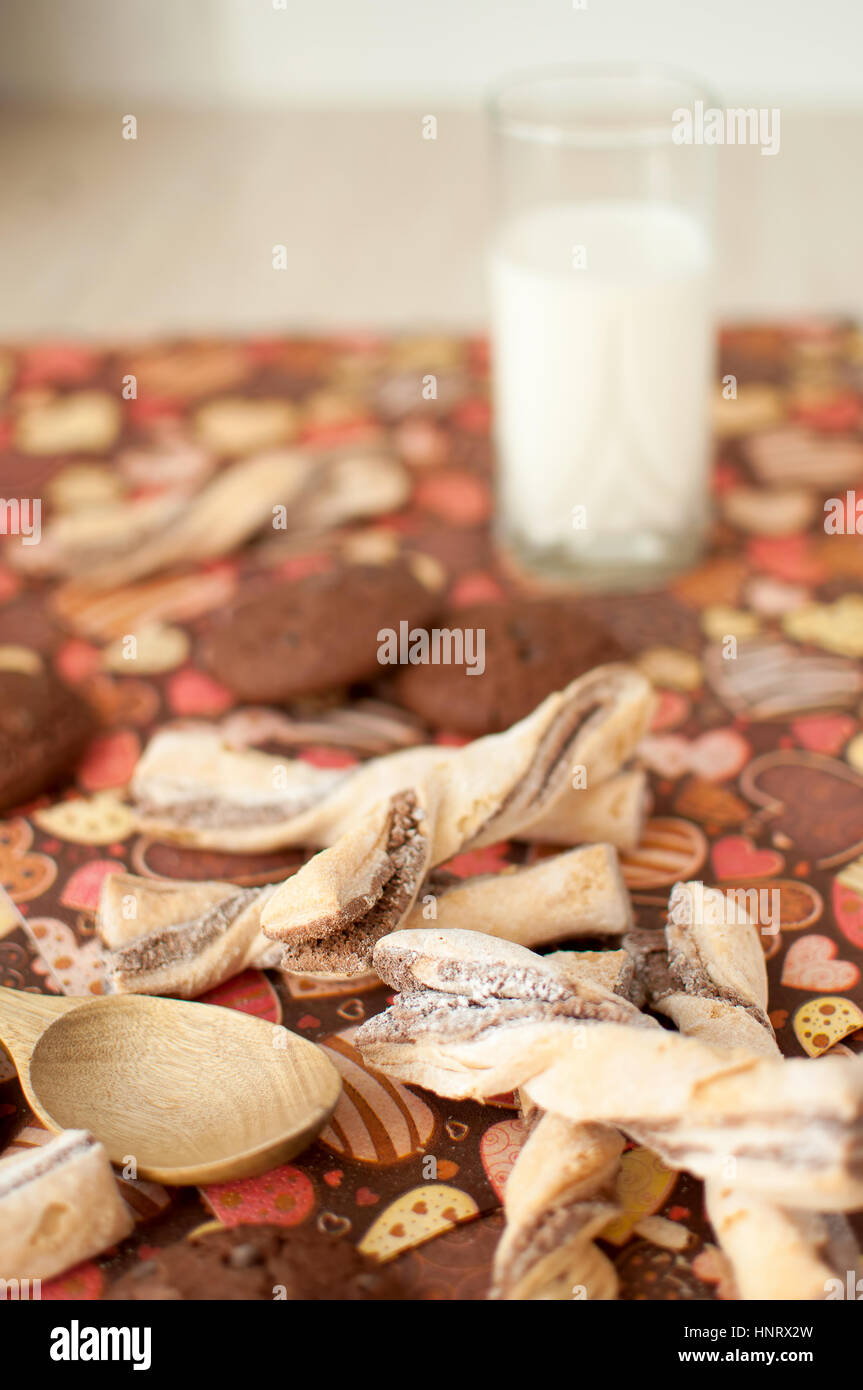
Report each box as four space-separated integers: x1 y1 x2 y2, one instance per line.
576 590 703 654
0 665 95 813
106 1223 408 1301
388 599 625 735
200 560 441 703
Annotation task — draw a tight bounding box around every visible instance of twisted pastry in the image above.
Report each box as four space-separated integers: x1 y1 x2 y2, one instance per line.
97 874 282 998
355 928 863 1210
15 451 309 585
97 843 631 997
15 448 408 587
637 882 861 1300
259 667 651 973
407 843 632 943
517 766 648 851
0 1130 132 1281
491 1108 623 1301
490 950 632 1302
130 665 653 855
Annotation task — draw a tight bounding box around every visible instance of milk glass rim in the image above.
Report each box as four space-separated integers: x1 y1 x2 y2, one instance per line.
488 63 721 149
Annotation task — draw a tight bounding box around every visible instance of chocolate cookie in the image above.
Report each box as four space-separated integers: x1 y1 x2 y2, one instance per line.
0 665 95 813
106 1223 408 1301
200 559 441 703
388 599 624 735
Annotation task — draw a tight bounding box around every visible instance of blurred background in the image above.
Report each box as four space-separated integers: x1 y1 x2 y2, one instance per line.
1 0 861 335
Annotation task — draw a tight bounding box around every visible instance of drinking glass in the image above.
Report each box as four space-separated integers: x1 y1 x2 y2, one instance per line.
488 64 718 587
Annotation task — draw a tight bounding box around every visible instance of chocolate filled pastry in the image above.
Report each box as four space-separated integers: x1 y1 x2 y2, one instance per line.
130 664 654 853
356 929 656 1095
0 1129 132 1281
404 842 632 944
355 928 863 1210
98 873 282 998
637 881 862 1300
490 951 635 1302
13 451 313 587
218 698 427 758
263 789 430 976
517 766 649 851
257 666 652 972
264 826 635 977
12 448 410 589
490 1109 623 1302
523 1036 863 1213
99 842 630 997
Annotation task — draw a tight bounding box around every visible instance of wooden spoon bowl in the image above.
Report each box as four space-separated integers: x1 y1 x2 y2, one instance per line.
0 987 341 1185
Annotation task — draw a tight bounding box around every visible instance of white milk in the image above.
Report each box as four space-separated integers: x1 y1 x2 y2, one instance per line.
489 200 713 564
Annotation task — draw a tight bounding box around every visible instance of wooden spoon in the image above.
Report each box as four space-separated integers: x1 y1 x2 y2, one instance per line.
0 986 341 1185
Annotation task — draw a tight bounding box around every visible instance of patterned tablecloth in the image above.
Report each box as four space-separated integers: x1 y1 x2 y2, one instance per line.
1 324 863 1300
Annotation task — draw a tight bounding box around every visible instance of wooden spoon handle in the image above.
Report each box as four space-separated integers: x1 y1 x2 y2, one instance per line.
0 986 84 1066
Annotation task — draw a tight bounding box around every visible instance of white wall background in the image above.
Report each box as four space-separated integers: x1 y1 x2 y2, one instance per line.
0 0 861 110
1 1 860 332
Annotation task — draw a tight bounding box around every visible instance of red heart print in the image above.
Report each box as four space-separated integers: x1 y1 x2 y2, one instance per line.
60 860 122 912
834 877 863 951
791 714 856 756
711 835 784 880
77 729 141 792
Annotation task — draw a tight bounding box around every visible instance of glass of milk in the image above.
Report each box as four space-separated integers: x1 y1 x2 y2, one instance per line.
488 66 717 586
